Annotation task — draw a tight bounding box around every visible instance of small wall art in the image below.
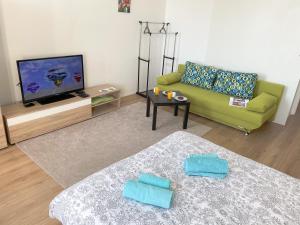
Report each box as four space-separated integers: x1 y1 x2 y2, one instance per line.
118 0 131 13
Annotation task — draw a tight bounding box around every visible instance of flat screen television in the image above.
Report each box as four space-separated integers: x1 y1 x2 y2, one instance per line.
17 55 84 105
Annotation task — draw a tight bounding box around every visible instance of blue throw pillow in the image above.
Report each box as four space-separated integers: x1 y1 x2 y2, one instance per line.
213 69 258 99
181 61 218 90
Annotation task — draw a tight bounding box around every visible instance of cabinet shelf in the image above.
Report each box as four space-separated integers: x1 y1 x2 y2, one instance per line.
85 85 121 117
92 97 120 108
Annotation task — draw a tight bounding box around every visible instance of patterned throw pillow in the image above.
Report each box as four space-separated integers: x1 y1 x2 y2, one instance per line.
213 69 258 99
181 61 218 90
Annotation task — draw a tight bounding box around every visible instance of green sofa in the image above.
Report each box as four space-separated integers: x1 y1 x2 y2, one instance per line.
157 64 284 134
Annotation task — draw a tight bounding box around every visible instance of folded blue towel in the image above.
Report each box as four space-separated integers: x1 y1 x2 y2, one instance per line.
123 180 173 208
184 156 229 174
139 173 171 189
185 171 227 179
189 153 218 159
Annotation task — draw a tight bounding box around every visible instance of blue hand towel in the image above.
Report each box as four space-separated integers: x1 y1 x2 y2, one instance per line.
184 157 229 175
139 173 171 189
123 180 173 209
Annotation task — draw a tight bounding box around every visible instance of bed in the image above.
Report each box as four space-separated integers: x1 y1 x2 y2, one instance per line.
49 131 300 225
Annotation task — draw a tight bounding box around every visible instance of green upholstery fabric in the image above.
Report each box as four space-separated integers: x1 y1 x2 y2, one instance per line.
158 82 275 128
157 72 182 85
253 80 284 103
247 92 278 113
157 66 284 132
189 104 277 131
178 64 185 75
157 64 186 85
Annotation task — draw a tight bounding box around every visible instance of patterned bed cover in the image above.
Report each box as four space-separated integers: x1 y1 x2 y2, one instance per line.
49 131 300 225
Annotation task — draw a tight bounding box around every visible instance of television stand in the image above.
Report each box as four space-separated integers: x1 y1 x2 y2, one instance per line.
37 93 75 105
1 84 120 144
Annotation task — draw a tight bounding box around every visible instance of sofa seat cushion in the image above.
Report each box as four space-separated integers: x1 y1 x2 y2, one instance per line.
213 69 258 99
158 82 275 127
181 61 218 90
247 92 278 113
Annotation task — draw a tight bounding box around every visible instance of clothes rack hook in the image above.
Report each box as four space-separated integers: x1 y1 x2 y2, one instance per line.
144 22 151 34
159 23 167 34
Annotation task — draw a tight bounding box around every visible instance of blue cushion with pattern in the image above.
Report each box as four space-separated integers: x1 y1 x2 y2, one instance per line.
213 69 258 99
181 61 218 90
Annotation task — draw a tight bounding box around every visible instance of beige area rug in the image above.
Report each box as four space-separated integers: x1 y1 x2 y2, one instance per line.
17 102 211 188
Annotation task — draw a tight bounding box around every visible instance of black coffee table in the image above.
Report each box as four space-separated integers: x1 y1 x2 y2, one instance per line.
146 91 190 130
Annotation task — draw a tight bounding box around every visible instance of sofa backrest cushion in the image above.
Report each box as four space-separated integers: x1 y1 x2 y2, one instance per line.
181 61 218 90
213 69 258 99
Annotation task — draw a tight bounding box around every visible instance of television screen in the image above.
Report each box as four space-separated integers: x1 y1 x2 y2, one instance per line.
17 55 84 103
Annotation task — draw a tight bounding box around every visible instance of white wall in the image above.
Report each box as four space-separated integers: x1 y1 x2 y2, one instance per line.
166 0 300 125
0 31 13 105
0 0 166 101
290 80 300 115
165 0 214 65
0 8 13 105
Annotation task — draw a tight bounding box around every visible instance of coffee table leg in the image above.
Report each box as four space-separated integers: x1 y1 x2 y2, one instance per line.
152 105 157 130
183 103 190 129
146 96 150 117
174 105 179 116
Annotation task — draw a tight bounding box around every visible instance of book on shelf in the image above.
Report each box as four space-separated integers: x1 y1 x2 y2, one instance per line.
98 87 117 93
229 97 249 108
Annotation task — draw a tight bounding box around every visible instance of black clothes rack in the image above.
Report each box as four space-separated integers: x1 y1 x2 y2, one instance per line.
137 21 179 98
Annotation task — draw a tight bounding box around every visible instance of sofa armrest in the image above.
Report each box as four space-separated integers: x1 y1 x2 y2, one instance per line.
246 92 278 113
157 72 182 85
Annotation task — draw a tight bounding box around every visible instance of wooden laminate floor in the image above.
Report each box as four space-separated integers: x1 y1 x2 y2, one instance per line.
0 94 299 225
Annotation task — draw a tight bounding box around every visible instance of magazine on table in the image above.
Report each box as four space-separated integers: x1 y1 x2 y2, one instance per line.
229 97 249 108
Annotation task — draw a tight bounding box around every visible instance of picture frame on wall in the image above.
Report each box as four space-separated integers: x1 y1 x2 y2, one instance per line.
118 0 131 13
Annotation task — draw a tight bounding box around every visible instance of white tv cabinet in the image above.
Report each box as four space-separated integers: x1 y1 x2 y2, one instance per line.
2 84 120 144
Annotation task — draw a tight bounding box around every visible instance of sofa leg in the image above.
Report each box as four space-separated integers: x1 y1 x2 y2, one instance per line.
238 126 250 136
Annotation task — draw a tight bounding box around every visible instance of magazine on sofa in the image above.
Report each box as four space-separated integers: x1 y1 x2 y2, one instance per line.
229 97 249 108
